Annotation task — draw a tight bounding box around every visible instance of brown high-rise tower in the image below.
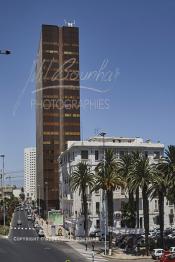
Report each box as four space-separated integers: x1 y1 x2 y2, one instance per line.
36 24 80 212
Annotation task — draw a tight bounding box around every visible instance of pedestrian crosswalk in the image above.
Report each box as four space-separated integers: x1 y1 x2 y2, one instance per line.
10 226 35 231
71 247 108 262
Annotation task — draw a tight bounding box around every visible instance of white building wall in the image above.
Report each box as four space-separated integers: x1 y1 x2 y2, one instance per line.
24 147 36 201
59 136 174 231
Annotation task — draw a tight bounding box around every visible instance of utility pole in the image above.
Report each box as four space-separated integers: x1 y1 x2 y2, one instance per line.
38 185 41 217
0 155 5 227
45 181 48 219
99 132 107 255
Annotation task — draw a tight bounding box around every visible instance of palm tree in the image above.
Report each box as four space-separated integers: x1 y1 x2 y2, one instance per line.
128 155 156 255
131 151 141 228
93 149 125 254
161 146 175 204
117 154 136 228
148 163 167 249
70 162 95 238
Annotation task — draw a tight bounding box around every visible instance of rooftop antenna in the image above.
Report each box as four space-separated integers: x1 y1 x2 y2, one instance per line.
64 20 76 27
94 128 101 136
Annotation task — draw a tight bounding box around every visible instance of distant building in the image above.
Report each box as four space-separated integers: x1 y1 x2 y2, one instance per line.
24 147 36 200
0 186 13 200
13 188 21 198
58 136 174 233
36 24 80 211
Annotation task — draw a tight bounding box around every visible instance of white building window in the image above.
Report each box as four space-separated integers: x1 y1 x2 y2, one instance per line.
81 150 88 160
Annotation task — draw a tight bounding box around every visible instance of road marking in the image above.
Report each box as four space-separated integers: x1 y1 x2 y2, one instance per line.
44 247 51 250
25 228 27 230
29 228 31 230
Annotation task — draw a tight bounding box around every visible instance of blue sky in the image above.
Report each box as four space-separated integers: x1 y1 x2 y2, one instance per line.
0 0 175 184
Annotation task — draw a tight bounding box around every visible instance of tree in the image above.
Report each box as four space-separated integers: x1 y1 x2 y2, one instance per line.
128 155 156 255
148 164 167 249
93 149 125 254
131 151 141 228
70 162 95 238
118 154 136 228
121 201 136 228
160 146 175 204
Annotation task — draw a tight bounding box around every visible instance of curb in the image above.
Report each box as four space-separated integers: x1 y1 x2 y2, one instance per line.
101 253 152 260
0 235 8 239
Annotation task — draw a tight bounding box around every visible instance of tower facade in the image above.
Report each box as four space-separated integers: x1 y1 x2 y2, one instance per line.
24 147 36 201
36 24 80 211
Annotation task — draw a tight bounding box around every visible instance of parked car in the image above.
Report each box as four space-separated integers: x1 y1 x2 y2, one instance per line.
38 229 45 238
169 247 175 253
89 230 100 238
152 248 164 259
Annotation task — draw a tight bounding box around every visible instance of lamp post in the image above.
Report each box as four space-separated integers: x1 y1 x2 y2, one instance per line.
45 181 48 219
37 185 41 217
0 50 11 55
0 155 5 227
99 132 107 255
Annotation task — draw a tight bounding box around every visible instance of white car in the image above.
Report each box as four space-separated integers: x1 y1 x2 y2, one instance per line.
152 249 164 260
27 214 32 220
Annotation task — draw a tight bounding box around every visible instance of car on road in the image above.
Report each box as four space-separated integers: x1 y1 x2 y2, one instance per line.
27 214 32 220
38 229 45 238
151 248 164 259
17 219 22 226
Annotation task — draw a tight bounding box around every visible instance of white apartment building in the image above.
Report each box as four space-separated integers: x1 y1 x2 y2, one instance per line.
24 147 36 201
59 136 174 234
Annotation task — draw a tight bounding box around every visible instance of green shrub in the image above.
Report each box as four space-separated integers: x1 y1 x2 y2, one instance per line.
0 225 9 235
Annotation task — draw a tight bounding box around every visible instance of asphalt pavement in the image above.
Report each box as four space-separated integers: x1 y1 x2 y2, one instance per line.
0 208 88 262
0 208 153 262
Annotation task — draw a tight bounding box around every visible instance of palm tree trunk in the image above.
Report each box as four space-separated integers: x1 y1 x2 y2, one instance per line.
136 188 140 228
107 190 113 254
158 191 164 249
82 192 88 238
128 190 136 228
142 186 149 256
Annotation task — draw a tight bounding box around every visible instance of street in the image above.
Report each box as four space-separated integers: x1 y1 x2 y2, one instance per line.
0 209 87 262
0 208 154 262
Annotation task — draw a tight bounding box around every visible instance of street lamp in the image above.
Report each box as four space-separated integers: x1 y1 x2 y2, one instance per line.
45 181 48 219
99 132 107 255
37 185 41 217
0 50 11 55
0 155 5 227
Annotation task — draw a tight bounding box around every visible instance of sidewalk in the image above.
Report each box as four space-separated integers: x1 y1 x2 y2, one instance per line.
67 240 152 261
35 216 70 241
35 216 151 260
0 234 8 239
